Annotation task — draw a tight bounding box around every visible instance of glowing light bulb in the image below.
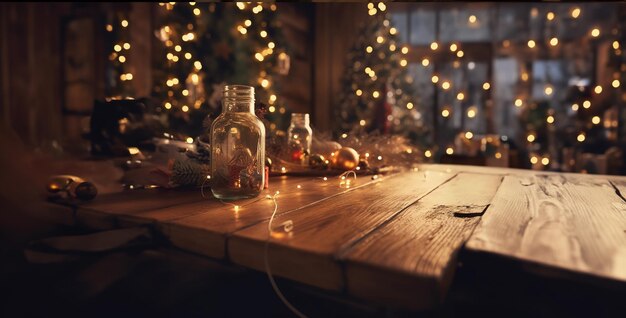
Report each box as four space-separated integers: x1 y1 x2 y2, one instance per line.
441 109 450 117
592 116 601 125
465 131 473 139
194 61 202 70
528 40 536 48
431 75 439 83
530 156 538 164
114 44 122 52
446 147 454 155
366 46 373 53
456 50 464 58
613 41 620 50
121 20 129 28
244 19 252 27
441 81 451 90
541 158 550 166
468 15 477 23
547 115 555 124
527 134 536 142
546 12 555 21
372 91 380 98
577 133 585 142
583 100 591 108
406 102 414 110
389 27 397 35
260 30 267 38
421 58 429 67
612 79 620 88
591 28 600 37
457 92 465 100
544 86 553 95
359 119 366 126
571 7 581 18
594 85 602 94
118 55 126 63
401 46 409 54
449 43 458 52
164 102 172 110
181 105 189 112
424 150 432 158
550 37 558 46
400 59 408 67
467 108 476 118
356 89 363 96
571 104 579 111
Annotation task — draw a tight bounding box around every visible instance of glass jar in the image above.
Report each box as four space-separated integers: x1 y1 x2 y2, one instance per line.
287 113 312 165
210 85 265 199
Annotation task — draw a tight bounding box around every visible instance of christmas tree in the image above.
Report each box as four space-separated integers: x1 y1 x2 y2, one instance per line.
336 3 429 148
152 2 291 137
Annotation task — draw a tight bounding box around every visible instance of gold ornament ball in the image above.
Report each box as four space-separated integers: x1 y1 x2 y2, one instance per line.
331 147 360 170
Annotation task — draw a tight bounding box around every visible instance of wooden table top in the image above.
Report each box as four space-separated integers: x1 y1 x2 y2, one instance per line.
48 164 626 310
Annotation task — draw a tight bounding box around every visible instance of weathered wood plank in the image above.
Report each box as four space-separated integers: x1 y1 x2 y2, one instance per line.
228 170 455 291
160 174 383 259
466 174 626 284
610 179 626 203
340 173 503 310
74 175 320 229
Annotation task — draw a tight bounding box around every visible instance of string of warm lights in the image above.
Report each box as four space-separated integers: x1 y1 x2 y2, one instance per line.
412 4 624 167
106 14 133 98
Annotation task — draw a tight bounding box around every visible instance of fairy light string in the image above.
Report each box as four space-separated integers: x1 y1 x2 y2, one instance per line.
199 168 383 317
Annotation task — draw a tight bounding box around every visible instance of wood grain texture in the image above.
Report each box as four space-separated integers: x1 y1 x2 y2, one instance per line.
466 174 626 283
161 175 383 259
228 170 455 291
341 173 503 310
74 188 206 229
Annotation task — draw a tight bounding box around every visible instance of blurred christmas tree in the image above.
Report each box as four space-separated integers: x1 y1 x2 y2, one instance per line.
336 3 429 148
152 2 291 137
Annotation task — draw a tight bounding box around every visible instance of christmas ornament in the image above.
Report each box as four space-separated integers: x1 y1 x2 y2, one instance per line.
308 154 326 169
358 158 369 170
47 175 98 201
311 137 342 158
331 147 360 170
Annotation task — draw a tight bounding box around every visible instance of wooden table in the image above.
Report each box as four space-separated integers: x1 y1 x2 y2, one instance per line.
48 164 626 311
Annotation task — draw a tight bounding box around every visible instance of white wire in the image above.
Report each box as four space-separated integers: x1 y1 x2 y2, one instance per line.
264 192 307 318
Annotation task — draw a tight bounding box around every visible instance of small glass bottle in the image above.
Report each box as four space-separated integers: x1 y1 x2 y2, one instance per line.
210 85 265 199
287 113 312 165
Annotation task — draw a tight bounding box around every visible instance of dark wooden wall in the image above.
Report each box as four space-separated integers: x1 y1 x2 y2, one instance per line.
0 3 69 148
0 3 154 151
313 3 367 131
276 3 314 116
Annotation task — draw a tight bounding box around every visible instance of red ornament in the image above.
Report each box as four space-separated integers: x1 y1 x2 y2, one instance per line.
291 149 304 162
